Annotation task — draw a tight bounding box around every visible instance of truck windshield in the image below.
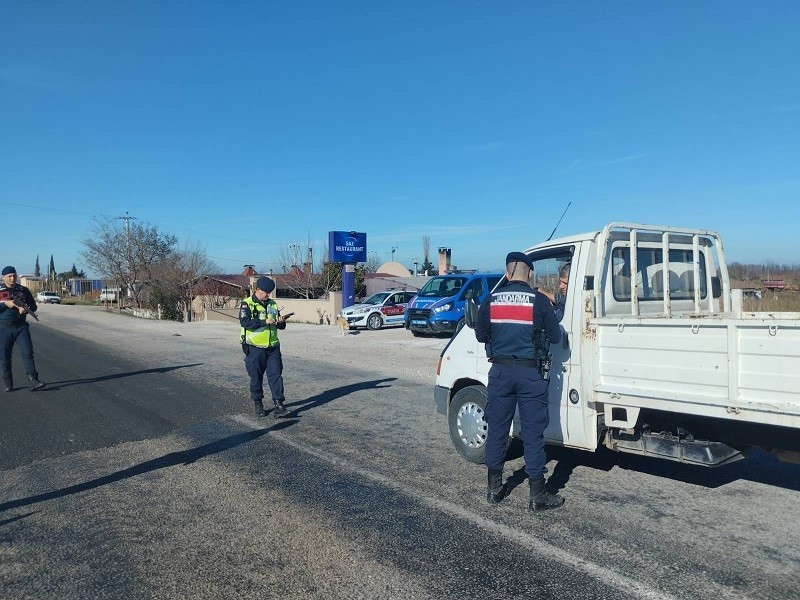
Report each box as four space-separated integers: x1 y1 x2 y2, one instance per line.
417 277 469 297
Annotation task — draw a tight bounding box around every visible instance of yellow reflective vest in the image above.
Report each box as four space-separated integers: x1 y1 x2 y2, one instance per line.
240 296 281 348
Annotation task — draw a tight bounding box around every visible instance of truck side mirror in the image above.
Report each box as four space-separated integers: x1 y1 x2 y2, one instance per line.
465 297 479 329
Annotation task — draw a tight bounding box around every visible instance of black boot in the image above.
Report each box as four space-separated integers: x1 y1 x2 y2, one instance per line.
253 400 266 417
3 373 12 393
28 373 45 392
486 468 506 504
528 477 564 512
272 399 289 418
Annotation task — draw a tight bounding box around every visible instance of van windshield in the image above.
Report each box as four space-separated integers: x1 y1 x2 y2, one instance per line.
417 276 469 298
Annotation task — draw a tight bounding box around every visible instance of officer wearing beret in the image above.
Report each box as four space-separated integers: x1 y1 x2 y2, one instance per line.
239 277 289 418
475 252 564 511
1 266 45 392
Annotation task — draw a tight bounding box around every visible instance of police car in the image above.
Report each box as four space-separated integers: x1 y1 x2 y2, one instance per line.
341 290 417 330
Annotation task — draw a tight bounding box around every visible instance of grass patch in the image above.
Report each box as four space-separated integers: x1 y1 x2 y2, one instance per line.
743 290 800 312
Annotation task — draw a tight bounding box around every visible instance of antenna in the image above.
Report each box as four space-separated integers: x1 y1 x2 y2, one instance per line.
546 202 571 241
391 246 398 261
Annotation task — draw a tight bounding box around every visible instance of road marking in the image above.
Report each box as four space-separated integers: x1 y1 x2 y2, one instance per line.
230 414 675 600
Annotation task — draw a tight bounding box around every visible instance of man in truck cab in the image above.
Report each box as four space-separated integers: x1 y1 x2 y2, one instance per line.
538 262 570 322
475 252 564 511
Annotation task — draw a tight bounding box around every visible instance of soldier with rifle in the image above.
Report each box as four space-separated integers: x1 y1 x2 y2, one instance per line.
1 266 45 392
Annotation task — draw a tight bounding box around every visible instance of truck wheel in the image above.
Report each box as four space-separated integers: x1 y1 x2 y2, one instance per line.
367 313 383 330
448 385 488 464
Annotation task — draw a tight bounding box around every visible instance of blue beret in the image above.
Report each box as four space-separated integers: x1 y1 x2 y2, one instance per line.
2 266 16 276
256 277 275 292
505 252 533 270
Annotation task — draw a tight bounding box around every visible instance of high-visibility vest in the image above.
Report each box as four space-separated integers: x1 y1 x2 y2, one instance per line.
240 296 281 348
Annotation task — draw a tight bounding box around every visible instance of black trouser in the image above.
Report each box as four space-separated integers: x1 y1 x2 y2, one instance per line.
0 323 37 377
244 344 285 403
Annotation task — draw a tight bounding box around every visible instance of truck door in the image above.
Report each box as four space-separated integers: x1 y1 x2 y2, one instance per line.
528 252 576 445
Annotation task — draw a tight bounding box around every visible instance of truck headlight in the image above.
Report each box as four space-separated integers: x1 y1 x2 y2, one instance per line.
433 303 453 313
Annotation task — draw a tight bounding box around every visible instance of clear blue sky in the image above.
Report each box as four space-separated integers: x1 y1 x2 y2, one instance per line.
2 1 798 276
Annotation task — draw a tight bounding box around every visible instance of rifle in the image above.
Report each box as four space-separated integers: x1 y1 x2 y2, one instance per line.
0 288 39 321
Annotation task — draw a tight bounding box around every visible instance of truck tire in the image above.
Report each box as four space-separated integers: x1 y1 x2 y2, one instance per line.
367 313 383 330
448 385 489 464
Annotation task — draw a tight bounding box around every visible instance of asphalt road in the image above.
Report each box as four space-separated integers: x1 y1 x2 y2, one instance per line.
1 315 798 599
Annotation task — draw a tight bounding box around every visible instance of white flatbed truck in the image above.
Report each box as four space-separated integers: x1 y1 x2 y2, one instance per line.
435 222 800 467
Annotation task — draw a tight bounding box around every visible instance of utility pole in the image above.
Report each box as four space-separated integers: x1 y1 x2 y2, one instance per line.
116 211 136 307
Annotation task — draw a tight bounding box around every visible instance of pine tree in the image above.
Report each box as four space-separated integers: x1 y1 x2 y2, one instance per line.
34 255 40 277
49 255 56 280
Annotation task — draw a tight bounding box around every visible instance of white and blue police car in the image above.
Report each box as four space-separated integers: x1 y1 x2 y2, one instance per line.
340 290 417 330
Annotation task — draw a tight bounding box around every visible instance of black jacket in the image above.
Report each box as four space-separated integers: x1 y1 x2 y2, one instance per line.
475 280 560 359
0 284 38 326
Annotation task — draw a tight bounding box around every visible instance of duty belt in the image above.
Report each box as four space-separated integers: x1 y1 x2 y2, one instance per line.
490 358 538 368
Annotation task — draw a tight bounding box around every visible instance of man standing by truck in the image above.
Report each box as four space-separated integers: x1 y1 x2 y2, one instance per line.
475 252 564 511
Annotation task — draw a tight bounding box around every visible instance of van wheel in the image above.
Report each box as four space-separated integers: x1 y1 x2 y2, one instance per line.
367 313 383 330
411 330 425 337
448 385 488 464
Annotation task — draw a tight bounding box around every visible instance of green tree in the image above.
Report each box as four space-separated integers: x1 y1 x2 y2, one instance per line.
49 255 56 279
34 255 40 277
58 264 87 280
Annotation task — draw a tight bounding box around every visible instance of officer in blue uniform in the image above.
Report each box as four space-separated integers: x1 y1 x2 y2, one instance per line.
475 252 564 511
239 277 289 418
1 266 45 392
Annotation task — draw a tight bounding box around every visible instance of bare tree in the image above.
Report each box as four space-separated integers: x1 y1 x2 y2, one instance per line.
148 242 219 321
421 235 433 275
274 237 321 298
81 217 177 307
365 251 382 273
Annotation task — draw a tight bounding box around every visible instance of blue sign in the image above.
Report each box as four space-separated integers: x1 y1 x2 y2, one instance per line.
328 231 367 263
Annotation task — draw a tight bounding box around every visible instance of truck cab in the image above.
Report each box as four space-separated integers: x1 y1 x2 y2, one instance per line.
436 222 800 468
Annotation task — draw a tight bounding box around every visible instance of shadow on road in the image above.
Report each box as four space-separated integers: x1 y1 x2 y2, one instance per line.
283 378 396 417
0 420 294 518
520 444 800 492
39 363 204 391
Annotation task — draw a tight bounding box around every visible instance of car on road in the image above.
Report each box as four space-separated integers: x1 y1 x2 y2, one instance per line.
36 291 61 304
340 290 417 330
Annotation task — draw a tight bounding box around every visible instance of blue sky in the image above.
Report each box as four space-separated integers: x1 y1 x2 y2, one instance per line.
2 1 798 277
